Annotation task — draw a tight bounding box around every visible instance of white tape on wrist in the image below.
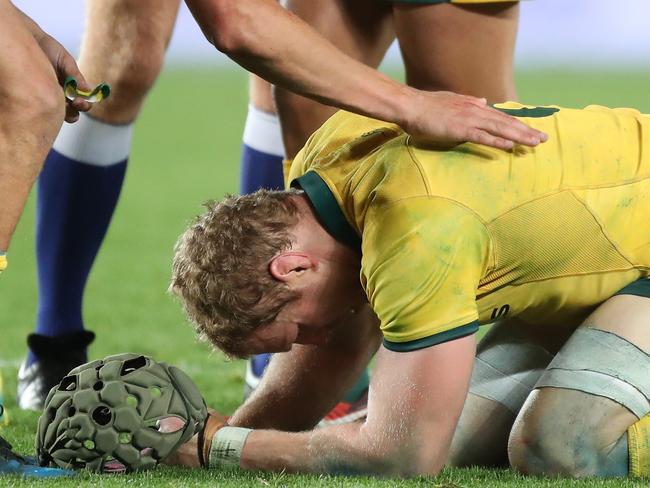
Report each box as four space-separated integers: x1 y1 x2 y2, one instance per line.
208 426 253 469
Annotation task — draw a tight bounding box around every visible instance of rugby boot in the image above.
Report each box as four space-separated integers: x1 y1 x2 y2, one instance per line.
318 387 368 427
243 353 272 400
17 331 95 411
245 353 369 426
0 435 75 478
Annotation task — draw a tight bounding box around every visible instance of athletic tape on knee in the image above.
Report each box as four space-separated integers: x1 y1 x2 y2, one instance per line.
535 328 650 418
468 331 552 415
628 413 650 477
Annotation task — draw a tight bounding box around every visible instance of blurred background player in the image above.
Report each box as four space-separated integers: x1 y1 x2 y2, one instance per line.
276 0 518 159
16 0 181 410
17 0 539 411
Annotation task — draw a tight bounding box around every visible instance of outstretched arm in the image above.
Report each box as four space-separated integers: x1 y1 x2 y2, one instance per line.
238 335 475 477
184 0 547 150
170 333 475 477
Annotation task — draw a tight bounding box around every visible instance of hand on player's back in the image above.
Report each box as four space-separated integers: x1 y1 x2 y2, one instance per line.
402 89 548 150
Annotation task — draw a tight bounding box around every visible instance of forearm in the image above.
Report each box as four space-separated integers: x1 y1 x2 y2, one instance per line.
231 308 380 430
241 422 398 476
10 4 49 43
185 0 412 127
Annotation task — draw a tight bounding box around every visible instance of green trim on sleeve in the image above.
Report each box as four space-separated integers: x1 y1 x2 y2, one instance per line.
383 321 479 352
614 278 650 299
292 171 361 250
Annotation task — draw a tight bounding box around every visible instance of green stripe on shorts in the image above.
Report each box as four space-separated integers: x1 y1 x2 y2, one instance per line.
614 277 650 299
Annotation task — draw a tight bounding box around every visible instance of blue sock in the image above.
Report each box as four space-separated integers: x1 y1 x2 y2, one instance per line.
29 114 133 366
240 145 284 193
240 105 285 378
240 104 285 193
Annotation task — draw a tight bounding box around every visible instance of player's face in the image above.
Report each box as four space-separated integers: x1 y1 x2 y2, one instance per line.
243 256 366 355
242 299 339 354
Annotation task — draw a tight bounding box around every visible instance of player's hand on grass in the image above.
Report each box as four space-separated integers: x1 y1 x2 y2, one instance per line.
164 409 227 468
402 89 548 150
35 33 93 123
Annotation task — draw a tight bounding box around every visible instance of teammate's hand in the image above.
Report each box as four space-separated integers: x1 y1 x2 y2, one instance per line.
401 89 548 150
36 33 93 123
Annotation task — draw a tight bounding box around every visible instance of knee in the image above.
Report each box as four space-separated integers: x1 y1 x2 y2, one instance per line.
508 399 611 478
508 409 565 476
108 49 165 102
4 68 64 136
89 35 168 123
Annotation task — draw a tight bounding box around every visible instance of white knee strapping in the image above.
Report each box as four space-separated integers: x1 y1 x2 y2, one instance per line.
535 328 650 418
469 333 552 415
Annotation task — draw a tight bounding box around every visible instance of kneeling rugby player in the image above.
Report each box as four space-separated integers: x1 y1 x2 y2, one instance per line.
171 102 650 478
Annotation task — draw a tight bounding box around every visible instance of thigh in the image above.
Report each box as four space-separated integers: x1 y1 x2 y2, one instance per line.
449 318 554 467
275 0 394 158
509 294 650 477
80 0 181 122
393 1 518 101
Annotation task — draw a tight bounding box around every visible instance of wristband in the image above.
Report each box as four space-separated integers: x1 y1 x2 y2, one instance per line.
0 252 6 273
208 427 252 469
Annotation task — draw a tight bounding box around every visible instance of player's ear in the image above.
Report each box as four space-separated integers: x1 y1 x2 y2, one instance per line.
269 252 314 282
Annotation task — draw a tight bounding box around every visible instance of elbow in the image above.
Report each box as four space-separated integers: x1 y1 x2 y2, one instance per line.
364 443 444 478
199 1 250 56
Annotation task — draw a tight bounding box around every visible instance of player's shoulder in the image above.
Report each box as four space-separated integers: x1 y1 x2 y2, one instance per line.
290 111 404 179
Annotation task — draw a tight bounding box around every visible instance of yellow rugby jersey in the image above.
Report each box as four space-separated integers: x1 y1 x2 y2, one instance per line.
288 103 650 351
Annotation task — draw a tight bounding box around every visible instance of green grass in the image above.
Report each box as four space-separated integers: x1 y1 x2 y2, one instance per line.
1 67 650 486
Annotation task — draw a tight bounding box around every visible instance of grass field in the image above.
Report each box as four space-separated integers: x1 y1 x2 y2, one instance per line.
2 67 650 487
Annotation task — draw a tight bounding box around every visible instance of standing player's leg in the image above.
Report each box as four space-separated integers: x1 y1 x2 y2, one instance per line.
18 0 181 411
0 1 66 261
274 0 395 159
393 1 518 101
509 287 650 477
0 1 74 476
240 74 285 397
240 75 285 194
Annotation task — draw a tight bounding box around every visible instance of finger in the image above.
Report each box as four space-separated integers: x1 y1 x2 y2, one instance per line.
475 111 547 147
65 105 79 124
481 106 549 144
465 127 515 151
60 55 92 92
70 97 92 113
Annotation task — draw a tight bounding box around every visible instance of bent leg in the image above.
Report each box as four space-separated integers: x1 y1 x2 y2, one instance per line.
274 0 394 158
509 294 650 477
393 1 518 101
449 319 553 467
0 0 65 252
79 0 180 124
22 0 180 410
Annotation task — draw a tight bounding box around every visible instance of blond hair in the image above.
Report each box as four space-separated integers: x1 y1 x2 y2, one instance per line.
170 190 300 357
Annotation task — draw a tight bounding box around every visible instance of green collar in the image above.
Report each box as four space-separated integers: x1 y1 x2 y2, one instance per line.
292 171 361 251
